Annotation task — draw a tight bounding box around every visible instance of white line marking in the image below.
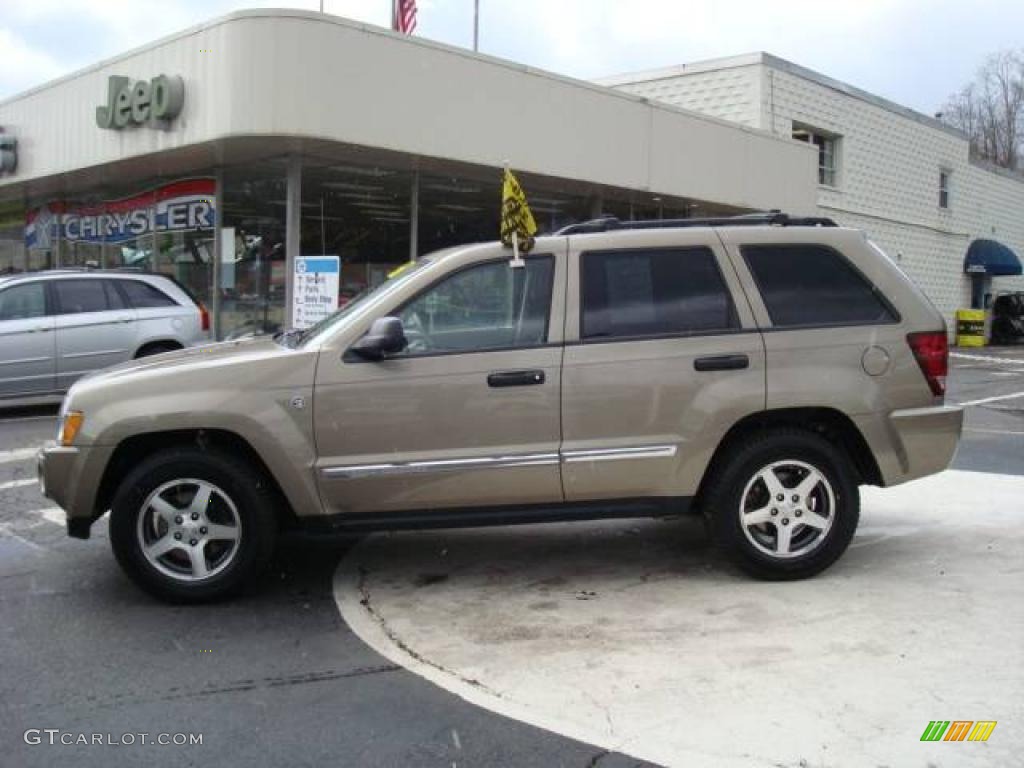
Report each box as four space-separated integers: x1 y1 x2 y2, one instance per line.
31 507 65 526
0 524 45 551
0 447 39 465
0 478 36 491
963 427 1024 436
951 351 1024 365
955 390 1024 407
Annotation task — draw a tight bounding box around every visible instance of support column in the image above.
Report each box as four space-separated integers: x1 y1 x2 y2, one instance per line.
285 155 302 328
409 170 420 262
211 167 224 339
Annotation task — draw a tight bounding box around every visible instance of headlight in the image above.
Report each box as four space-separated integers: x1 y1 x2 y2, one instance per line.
57 411 84 446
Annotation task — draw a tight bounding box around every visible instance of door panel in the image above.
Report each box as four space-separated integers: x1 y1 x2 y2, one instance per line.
315 347 564 514
560 230 766 501
0 282 56 397
53 279 139 389
0 318 57 396
313 245 567 516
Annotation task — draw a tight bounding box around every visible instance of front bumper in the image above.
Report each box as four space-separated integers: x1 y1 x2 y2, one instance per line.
37 442 112 539
856 405 964 487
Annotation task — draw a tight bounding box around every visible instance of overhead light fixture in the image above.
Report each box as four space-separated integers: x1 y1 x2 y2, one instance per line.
329 165 395 178
435 203 482 212
321 181 386 192
331 191 394 201
425 182 481 194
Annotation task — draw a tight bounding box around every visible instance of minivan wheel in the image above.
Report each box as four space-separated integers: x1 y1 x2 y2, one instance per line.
109 448 278 602
704 429 859 580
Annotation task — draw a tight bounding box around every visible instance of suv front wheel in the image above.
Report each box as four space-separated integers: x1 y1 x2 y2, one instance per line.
109 447 278 602
704 429 860 580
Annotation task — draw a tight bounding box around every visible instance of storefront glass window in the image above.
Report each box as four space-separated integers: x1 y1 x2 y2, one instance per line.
301 160 413 306
221 162 287 338
0 200 27 274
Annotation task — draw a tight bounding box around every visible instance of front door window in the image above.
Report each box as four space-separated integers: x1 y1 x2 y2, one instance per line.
398 256 553 355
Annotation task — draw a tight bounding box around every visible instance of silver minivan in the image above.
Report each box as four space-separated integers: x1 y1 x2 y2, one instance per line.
0 270 210 405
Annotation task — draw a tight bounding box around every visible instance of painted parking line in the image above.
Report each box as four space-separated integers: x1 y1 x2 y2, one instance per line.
951 351 1024 365
0 447 40 465
334 469 1024 768
964 427 1024 436
0 478 36 491
955 390 1024 407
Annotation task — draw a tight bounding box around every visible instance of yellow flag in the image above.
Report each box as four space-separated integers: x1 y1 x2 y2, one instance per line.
500 167 537 253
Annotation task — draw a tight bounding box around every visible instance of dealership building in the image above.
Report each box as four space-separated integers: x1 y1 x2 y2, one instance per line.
0 8 1020 338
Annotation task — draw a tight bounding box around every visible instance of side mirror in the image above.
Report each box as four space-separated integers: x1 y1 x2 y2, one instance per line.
350 316 407 361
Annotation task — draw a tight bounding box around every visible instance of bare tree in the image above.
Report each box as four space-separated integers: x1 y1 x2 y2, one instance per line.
940 50 1024 170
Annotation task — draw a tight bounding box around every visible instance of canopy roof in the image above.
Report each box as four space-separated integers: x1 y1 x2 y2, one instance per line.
964 239 1022 276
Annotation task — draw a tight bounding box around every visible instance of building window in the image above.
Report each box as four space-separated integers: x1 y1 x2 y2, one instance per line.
939 170 951 209
792 125 839 187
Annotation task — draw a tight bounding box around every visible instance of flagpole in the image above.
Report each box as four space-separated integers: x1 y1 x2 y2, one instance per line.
473 0 480 51
391 0 397 30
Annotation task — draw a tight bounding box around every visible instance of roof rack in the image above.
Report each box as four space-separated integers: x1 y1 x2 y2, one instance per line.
555 211 837 235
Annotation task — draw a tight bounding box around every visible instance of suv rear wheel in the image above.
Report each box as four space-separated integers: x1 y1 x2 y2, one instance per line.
109 447 278 602
704 429 859 580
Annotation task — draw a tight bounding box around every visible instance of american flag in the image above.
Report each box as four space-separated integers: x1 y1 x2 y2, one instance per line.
393 0 417 35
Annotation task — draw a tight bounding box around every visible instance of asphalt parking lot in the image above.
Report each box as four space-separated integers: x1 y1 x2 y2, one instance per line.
2 347 1022 767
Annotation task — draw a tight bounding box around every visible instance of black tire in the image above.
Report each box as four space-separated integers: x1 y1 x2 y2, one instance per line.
135 342 181 358
109 447 278 602
703 428 859 580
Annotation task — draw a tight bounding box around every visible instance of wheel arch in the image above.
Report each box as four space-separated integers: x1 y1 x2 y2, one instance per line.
695 407 883 509
94 429 298 527
133 339 184 358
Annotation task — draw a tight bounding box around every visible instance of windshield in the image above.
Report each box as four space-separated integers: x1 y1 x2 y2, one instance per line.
292 258 433 347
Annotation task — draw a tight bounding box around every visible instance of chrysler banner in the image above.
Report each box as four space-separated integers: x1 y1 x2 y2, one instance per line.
25 179 215 249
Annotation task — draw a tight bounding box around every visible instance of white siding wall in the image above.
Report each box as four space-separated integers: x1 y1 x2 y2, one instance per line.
608 57 1024 328
611 64 763 128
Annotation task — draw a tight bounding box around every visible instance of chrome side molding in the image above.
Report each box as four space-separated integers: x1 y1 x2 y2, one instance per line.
560 445 677 463
321 444 677 479
322 452 560 479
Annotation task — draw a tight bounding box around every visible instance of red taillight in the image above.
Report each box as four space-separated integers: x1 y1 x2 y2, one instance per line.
907 331 948 397
198 302 210 333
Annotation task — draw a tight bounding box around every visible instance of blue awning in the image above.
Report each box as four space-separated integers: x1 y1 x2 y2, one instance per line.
964 239 1023 276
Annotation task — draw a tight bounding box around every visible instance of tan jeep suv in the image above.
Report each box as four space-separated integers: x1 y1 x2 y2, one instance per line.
38 213 963 602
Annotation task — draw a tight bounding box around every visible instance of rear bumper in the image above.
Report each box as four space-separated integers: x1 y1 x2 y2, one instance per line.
856 405 964 487
37 442 112 539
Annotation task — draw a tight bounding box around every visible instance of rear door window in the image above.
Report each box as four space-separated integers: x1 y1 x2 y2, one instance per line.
53 279 114 315
581 247 737 340
742 244 896 327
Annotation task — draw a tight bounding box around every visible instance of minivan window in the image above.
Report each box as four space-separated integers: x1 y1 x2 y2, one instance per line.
581 247 737 340
54 279 115 315
742 244 896 327
0 283 47 321
398 256 554 355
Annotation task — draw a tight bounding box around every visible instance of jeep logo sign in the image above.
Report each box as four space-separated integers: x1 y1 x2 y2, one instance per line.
96 74 184 130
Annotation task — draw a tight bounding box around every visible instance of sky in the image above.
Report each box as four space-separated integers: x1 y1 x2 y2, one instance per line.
0 0 1021 115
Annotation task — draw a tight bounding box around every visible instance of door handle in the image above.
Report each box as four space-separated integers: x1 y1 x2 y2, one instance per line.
694 354 749 372
487 369 545 387
29 326 51 333
118 317 135 323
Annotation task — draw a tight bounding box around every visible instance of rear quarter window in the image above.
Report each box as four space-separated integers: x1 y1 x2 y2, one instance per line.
119 280 178 309
742 244 897 327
